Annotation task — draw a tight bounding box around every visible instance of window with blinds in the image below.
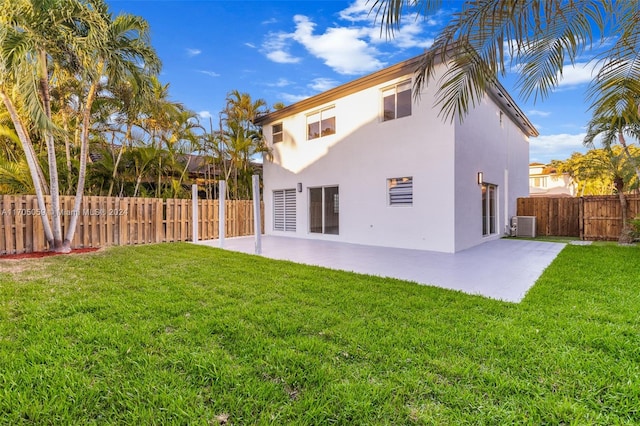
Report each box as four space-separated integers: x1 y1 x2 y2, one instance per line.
273 189 296 231
388 177 413 206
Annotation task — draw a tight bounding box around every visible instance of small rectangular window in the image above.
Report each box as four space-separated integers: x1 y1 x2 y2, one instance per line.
388 177 413 206
307 107 335 140
272 123 283 143
382 80 412 122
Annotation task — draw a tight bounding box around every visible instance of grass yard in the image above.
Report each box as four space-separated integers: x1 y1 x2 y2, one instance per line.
1 243 639 424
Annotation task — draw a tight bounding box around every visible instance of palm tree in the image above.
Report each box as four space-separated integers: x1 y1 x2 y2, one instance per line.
584 106 640 184
0 0 160 252
0 0 95 250
63 4 160 250
371 0 638 123
221 90 269 199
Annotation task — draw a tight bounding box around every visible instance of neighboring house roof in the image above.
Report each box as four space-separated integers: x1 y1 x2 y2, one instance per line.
255 53 538 137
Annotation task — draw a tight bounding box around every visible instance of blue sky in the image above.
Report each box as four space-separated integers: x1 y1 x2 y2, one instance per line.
107 0 603 164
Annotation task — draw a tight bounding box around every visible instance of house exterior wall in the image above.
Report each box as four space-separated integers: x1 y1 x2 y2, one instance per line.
261 59 534 253
453 95 530 251
263 67 460 252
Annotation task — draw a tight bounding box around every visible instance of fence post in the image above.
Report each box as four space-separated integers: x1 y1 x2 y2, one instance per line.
219 181 225 248
579 197 584 241
252 174 262 255
191 184 198 243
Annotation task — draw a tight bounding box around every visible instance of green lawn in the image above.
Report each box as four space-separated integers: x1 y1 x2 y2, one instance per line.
1 243 639 424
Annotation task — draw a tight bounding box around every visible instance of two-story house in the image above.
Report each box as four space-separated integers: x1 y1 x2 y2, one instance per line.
255 55 538 253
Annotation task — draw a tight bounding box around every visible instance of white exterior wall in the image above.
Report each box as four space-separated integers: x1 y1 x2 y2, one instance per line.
262 64 531 253
263 68 459 252
453 96 530 251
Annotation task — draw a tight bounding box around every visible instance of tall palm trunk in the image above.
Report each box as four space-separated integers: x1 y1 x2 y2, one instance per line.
614 176 633 244
63 78 98 250
618 132 640 183
108 124 131 197
0 87 54 246
39 50 64 251
62 111 73 194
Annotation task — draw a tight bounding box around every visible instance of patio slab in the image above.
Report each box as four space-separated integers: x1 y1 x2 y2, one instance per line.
195 236 565 303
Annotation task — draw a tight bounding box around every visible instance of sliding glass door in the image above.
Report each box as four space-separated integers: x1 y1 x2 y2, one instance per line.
309 186 339 235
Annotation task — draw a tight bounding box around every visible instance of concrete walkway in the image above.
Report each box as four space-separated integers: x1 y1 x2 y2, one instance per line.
195 236 565 303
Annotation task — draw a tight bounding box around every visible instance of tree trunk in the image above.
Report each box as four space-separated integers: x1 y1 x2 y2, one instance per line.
39 50 64 251
108 124 130 197
62 110 73 194
108 141 123 197
0 87 55 247
614 176 634 244
63 80 98 251
618 132 640 183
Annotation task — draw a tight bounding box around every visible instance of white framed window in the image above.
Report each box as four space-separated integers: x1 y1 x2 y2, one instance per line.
309 186 339 235
482 183 497 236
272 123 283 143
307 107 336 140
382 80 412 121
273 189 296 231
388 177 413 206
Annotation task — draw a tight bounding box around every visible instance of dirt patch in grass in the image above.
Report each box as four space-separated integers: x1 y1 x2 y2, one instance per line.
1 248 101 277
0 247 99 261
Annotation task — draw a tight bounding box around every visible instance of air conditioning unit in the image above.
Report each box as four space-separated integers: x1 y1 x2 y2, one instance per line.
511 216 536 238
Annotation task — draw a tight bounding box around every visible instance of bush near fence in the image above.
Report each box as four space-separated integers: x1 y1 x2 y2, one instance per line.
0 195 263 255
517 196 640 241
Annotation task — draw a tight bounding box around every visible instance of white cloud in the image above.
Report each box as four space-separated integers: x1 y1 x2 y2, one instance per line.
262 17 278 25
245 42 256 49
292 15 384 75
263 32 301 64
267 78 292 87
557 62 601 88
309 77 338 92
267 50 301 64
198 70 220 77
280 93 311 103
198 111 212 119
530 132 588 162
367 13 434 49
262 2 436 75
528 109 551 117
339 0 370 22
186 48 201 57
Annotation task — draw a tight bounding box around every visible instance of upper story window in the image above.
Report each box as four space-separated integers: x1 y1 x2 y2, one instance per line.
382 80 412 121
307 107 336 140
272 123 283 143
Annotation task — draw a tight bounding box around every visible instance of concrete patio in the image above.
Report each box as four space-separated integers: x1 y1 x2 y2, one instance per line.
195 236 566 303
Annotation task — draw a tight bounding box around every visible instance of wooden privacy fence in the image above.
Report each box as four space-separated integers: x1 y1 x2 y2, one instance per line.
517 196 640 240
0 195 263 255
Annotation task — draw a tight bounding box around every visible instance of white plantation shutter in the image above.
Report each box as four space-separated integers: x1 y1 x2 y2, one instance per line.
284 189 296 231
273 189 296 231
273 190 285 230
388 177 413 206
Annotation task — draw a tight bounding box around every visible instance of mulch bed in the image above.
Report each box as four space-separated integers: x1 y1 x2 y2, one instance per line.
0 247 100 260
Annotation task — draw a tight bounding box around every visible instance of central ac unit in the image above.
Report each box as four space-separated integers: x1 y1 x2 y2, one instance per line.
511 216 536 238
